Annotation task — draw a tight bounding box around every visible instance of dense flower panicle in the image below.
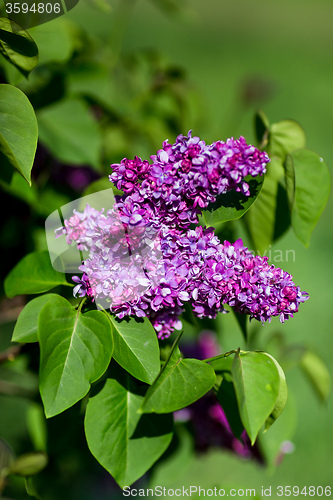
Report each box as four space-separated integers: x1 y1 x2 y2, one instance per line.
56 132 308 338
110 131 269 228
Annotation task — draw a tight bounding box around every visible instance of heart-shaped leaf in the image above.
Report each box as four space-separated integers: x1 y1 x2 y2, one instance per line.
38 296 113 417
110 316 160 385
12 293 60 343
291 149 331 247
4 251 70 298
84 365 173 488
0 84 38 185
140 339 216 414
231 351 281 444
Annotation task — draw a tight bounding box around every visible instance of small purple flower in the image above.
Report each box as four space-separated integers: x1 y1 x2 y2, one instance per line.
72 273 94 299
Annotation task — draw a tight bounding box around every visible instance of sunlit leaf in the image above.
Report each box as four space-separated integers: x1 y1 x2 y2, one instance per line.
39 296 113 417
12 294 60 343
268 120 306 160
84 364 173 488
231 351 281 444
140 338 216 414
109 316 160 385
4 251 70 298
0 84 38 185
291 149 331 246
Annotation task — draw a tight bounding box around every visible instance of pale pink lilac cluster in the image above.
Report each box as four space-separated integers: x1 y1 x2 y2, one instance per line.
56 132 308 338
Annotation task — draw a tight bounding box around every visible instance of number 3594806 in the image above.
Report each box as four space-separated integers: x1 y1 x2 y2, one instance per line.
5 3 61 14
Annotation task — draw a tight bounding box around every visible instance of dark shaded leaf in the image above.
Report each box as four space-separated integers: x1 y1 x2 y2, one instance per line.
200 174 264 226
0 18 38 76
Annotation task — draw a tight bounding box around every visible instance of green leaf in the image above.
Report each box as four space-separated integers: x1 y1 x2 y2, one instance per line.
38 296 113 417
254 110 270 148
264 353 288 431
7 452 48 477
37 98 102 169
199 174 264 226
268 120 306 160
4 251 70 298
284 154 295 209
245 159 290 253
214 371 244 440
140 338 216 414
231 351 281 444
300 349 330 403
0 84 38 185
29 19 75 65
84 365 173 488
26 403 47 452
12 293 59 343
0 18 38 77
110 316 160 385
291 149 331 246
233 310 248 342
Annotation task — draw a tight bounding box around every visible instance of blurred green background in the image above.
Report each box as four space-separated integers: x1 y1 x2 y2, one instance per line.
1 0 332 497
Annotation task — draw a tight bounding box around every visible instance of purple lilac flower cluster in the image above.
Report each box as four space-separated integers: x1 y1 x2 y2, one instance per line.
56 132 308 338
110 132 269 228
